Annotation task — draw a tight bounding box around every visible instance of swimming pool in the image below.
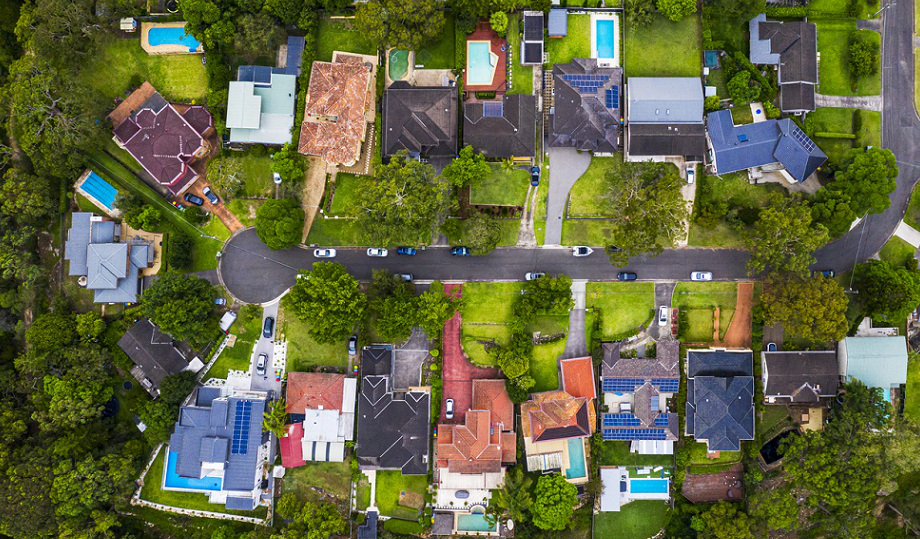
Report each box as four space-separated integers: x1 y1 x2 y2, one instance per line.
565 438 587 479
148 27 201 52
389 49 409 81
163 451 222 491
81 171 118 210
595 20 615 59
467 41 495 85
630 478 669 494
456 510 498 532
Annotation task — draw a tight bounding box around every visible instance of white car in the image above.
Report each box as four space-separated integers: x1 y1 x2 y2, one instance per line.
525 272 546 281
658 306 668 327
367 248 388 257
445 399 454 420
691 271 713 281
314 248 337 258
686 168 695 184
573 246 594 257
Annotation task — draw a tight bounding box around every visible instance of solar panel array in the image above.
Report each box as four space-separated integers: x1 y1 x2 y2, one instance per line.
604 86 619 109
231 401 252 455
602 378 646 392
791 126 816 152
482 101 504 118
653 416 671 427
562 73 609 94
602 413 642 427
651 378 680 393
602 428 669 441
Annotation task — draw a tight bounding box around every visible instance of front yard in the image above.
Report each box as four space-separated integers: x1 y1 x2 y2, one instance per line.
625 14 701 77
546 14 591 66
460 282 522 365
594 501 671 539
280 307 349 371
470 164 531 206
805 107 881 166
673 282 738 345
879 236 917 268
568 157 615 217
689 173 787 248
306 218 363 246
816 21 881 96
329 173 362 216
375 471 428 520
205 307 262 380
586 282 655 339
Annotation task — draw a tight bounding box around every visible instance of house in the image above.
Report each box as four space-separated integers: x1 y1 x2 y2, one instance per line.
625 77 706 162
549 59 623 155
685 349 755 452
838 336 908 402
761 350 839 404
599 467 671 512
165 386 270 511
463 94 536 159
436 379 515 510
749 14 818 113
707 109 827 183
226 67 297 146
279 373 357 466
599 339 680 454
521 356 596 484
298 54 373 166
64 212 153 303
382 81 458 168
356 346 430 474
117 318 204 397
548 9 568 38
522 11 545 65
109 82 212 196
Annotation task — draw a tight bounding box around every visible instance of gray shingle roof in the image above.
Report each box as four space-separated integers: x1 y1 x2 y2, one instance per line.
463 94 536 158
64 213 93 276
359 509 379 539
762 350 839 402
226 496 256 511
688 349 754 378
627 78 704 124
628 123 707 159
601 339 679 380
749 14 818 112
118 318 189 393
382 82 458 161
686 349 755 451
549 59 622 153
548 9 567 36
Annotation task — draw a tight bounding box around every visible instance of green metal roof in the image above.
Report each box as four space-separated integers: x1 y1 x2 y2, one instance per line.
226 74 296 145
843 336 908 389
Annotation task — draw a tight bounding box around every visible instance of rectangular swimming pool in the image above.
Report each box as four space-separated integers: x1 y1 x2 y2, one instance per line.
456 512 498 532
630 478 669 494
81 171 119 210
595 19 616 60
467 41 495 85
163 451 222 491
565 438 587 479
148 27 201 52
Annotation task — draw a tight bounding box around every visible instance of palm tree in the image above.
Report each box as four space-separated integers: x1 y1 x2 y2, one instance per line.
487 467 533 524
501 157 516 174
262 398 287 438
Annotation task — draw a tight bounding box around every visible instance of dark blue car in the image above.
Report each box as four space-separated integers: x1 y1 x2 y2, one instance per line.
450 246 470 256
396 247 417 255
530 166 540 187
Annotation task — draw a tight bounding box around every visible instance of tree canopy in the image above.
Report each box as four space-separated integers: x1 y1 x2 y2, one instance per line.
853 259 920 323
828 147 897 216
744 199 828 277
141 272 216 342
532 473 578 530
256 199 305 250
759 273 848 343
285 262 367 344
656 0 696 21
442 145 490 189
355 0 445 50
848 30 880 78
270 143 306 183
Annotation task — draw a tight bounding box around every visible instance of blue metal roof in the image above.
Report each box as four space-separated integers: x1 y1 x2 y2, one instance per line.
548 9 568 37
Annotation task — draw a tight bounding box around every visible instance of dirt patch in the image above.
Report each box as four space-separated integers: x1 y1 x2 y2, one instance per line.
301 157 327 242
682 463 744 503
398 490 424 510
721 282 753 348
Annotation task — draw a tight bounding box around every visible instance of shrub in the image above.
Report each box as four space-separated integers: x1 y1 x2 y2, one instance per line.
490 12 508 37
167 232 194 270
764 6 807 17
727 71 760 104
848 30 880 79
815 132 857 140
763 101 781 119
704 95 721 112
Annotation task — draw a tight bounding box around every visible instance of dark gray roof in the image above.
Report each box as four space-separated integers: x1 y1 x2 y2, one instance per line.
548 9 568 36
687 349 754 378
523 42 543 65
196 387 221 406
779 81 816 113
237 36 306 84
361 346 393 376
628 123 707 159
549 59 621 153
432 512 454 535
627 78 704 124
601 339 679 380
118 318 189 393
523 12 544 41
226 496 255 511
358 509 378 539
762 350 839 402
463 94 536 158
284 36 305 77
686 376 754 451
382 82 458 160
749 14 818 112
237 65 273 86
356 374 430 474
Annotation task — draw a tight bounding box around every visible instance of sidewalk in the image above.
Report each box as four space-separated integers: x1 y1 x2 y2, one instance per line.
895 221 920 248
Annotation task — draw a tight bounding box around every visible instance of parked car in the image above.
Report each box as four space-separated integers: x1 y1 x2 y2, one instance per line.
816 269 836 278
395 273 413 281
690 271 713 281
608 245 623 253
202 186 219 205
314 248 337 258
525 272 545 281
767 342 777 352
256 353 267 376
396 247 417 256
658 306 668 327
219 312 238 333
183 193 204 206
573 246 594 257
367 248 388 257
214 297 227 306
617 272 638 281
445 399 454 419
530 165 541 187
348 335 357 357
686 168 695 184
450 246 470 256
273 172 282 185
262 317 275 339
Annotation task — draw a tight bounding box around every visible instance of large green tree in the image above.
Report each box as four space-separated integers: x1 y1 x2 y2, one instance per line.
26 313 76 353
442 145 490 189
692 501 755 539
274 494 347 539
810 189 856 238
459 212 503 256
206 154 244 198
624 0 656 27
744 200 828 277
531 473 578 531
255 199 305 250
656 0 695 21
138 371 198 443
141 272 215 342
487 467 532 524
853 259 920 323
271 143 306 183
1 169 54 224
355 0 445 50
848 30 880 78
415 281 458 339
369 270 416 342
828 148 897 216
285 262 367 344
759 273 848 343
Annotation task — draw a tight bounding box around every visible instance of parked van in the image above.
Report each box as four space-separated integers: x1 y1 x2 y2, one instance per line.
219 312 238 334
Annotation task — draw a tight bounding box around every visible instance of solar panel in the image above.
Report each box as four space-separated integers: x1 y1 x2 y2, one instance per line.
601 428 668 441
654 416 671 427
652 378 679 393
792 126 816 152
482 101 504 118
231 401 252 455
602 413 642 427
602 378 646 392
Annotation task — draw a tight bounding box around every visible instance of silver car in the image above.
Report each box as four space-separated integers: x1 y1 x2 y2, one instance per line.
314 248 337 258
367 248 388 257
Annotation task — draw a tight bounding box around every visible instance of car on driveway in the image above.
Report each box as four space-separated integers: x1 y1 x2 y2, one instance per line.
395 273 413 281
617 272 637 281
367 248 388 257
445 399 454 419
314 248 336 258
183 193 204 206
262 317 275 339
691 271 713 281
450 246 470 256
214 297 226 306
573 246 594 257
530 166 540 187
202 186 219 205
348 335 357 357
396 247 417 255
658 306 668 326
525 272 545 281
256 353 267 376
686 168 695 184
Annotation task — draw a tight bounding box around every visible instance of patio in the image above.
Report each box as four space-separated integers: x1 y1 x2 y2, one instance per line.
464 22 508 93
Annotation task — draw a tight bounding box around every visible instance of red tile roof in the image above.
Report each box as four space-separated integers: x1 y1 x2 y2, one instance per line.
560 357 596 400
286 372 345 413
472 379 513 428
521 390 596 442
279 422 306 468
437 381 516 475
298 59 371 165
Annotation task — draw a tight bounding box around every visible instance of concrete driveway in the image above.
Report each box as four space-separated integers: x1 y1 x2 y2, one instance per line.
249 300 282 394
650 282 676 340
391 327 432 390
563 280 588 358
545 148 592 245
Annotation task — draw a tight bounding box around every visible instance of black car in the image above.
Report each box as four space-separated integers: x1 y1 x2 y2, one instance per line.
617 272 638 281
608 245 623 253
183 193 204 206
262 317 275 339
530 166 540 187
450 246 470 256
202 186 219 205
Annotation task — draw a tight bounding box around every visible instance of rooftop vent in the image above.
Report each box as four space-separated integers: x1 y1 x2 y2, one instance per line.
738 134 749 142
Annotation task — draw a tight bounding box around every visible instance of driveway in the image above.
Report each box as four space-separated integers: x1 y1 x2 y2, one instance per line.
650 282 676 340
249 300 282 394
562 280 588 358
391 327 432 390
185 179 243 234
814 93 881 111
545 147 592 245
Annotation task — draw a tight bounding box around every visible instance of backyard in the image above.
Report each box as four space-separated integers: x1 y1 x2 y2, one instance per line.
317 17 377 62
374 471 428 520
470 164 531 206
280 306 349 372
228 152 275 198
625 14 701 77
586 282 655 339
594 501 671 539
546 14 591 66
205 307 263 380
414 13 456 69
805 107 881 166
280 460 352 507
689 173 786 248
595 440 673 467
816 21 881 96
673 282 738 344
567 157 615 217
460 282 522 365
507 14 534 95
686 440 742 468
906 353 920 421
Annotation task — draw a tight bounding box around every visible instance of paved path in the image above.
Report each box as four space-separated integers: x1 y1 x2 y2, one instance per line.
249 300 281 393
563 280 588 358
858 19 881 31
895 221 920 248
545 148 592 245
814 93 882 111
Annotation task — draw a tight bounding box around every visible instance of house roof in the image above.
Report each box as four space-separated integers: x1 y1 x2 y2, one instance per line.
64 212 94 276
549 59 622 153
749 14 818 112
628 123 707 159
382 82 458 160
358 509 378 539
356 370 430 474
521 390 595 442
762 350 839 402
627 77 704 124
686 376 755 451
437 380 515 474
599 467 623 512
780 81 816 113
560 357 596 400
118 318 189 393
279 422 306 468
601 339 680 380
298 59 371 164
472 379 514 428
463 94 536 158
841 336 909 389
688 349 754 378
286 372 347 413
548 9 568 36
523 12 544 41
227 72 297 145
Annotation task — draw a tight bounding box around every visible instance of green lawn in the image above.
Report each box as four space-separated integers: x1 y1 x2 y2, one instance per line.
706 68 727 98
374 471 428 520
809 0 875 18
689 173 786 248
561 220 617 246
234 153 275 198
532 339 567 392
498 219 520 246
330 173 362 216
759 405 792 440
281 307 349 371
460 282 523 365
907 185 920 232
595 441 673 467
879 236 917 268
356 475 371 510
81 37 207 102
280 460 352 505
470 164 531 206
306 218 364 246
688 221 743 248
586 282 655 339
730 105 753 125
415 13 455 68
816 22 881 96
226 199 265 227
546 14 591 66
317 17 377 62
625 14 701 77
507 14 534 95
686 440 742 465
568 157 616 217
206 308 262 380
906 353 920 421
674 282 737 344
594 501 670 539
807 107 881 166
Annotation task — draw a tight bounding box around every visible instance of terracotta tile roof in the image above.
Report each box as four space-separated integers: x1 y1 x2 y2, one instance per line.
472 379 513 428
298 59 371 165
437 382 516 475
279 422 306 468
521 390 596 441
560 357 596 400
286 372 345 413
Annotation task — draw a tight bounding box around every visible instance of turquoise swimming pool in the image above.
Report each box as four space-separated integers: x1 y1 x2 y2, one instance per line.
148 27 201 52
163 451 222 491
456 510 498 532
467 41 495 85
630 478 669 494
565 438 587 479
595 19 616 60
81 171 118 210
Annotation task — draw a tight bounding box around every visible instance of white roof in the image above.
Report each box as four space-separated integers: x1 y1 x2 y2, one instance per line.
627 77 704 124
599 468 623 512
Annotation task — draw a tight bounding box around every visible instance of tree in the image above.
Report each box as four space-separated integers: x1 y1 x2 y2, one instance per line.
141 272 215 342
50 453 136 519
711 0 764 20
206 155 244 198
521 274 574 315
1 169 54 224
811 189 856 238
262 0 300 24
274 494 347 539
415 281 458 339
255 199 305 250
848 30 880 78
369 271 417 343
235 13 283 60
829 148 898 216
704 95 721 112
692 501 754 539
352 151 452 246
27 313 76 353
285 263 367 344
139 371 198 443
749 485 799 533
262 398 287 437
167 232 194 270
75 312 105 342
460 213 503 255
760 273 848 343
442 145 490 189
487 467 532 524
490 12 508 36
178 0 221 34
853 260 920 323
763 101 780 119
624 0 656 27
744 200 828 278
271 143 306 183
656 0 695 21
727 71 760 104
127 205 161 231
532 474 577 530
355 0 446 50
39 360 113 427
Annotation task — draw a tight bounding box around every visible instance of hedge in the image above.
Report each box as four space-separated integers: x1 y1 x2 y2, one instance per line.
764 6 807 17
383 519 425 534
815 132 857 139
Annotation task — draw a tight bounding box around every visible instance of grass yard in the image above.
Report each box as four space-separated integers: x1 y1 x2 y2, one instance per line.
688 221 743 248
595 440 673 467
594 501 670 539
233 153 275 198
706 68 727 97
281 307 349 371
470 164 531 206
460 282 523 365
686 440 742 465
916 53 920 114
586 282 655 339
546 14 591 66
816 22 881 96
374 471 428 520
906 353 920 421
730 105 753 125
330 173 362 216
498 219 520 246
759 405 792 440
82 37 207 102
568 156 616 217
280 460 352 505
689 173 786 248
317 17 377 62
674 282 737 343
625 14 701 77
415 14 455 68
809 0 875 18
306 218 364 246
356 475 371 510
205 309 262 380
532 338 567 392
226 199 265 227
507 14 534 95
561 220 617 246
879 236 917 268
906 184 920 232
807 107 881 166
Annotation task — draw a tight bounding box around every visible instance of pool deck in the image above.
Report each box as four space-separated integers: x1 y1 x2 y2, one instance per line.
74 169 120 218
464 22 507 93
141 21 203 56
590 12 620 68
